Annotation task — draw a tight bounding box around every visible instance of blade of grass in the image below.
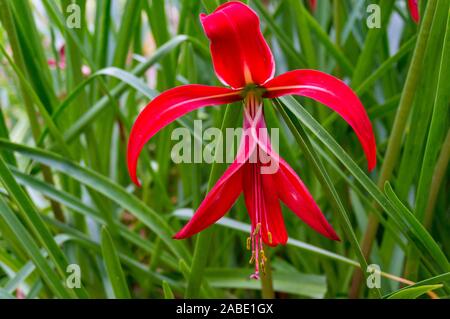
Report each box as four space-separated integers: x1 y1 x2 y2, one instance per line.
0 139 191 262
101 227 131 299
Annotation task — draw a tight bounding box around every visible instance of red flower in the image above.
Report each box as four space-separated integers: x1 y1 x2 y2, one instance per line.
309 0 317 11
127 1 376 279
407 0 420 23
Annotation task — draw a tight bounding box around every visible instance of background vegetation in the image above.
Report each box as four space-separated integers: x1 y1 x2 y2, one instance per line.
0 0 448 299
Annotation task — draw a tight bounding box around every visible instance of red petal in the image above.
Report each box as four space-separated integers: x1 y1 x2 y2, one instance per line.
407 0 420 23
174 131 257 239
263 69 376 171
127 85 242 185
173 161 243 239
274 158 340 241
309 0 317 11
200 1 275 88
243 163 288 246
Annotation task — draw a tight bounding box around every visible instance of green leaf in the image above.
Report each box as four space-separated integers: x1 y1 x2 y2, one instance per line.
101 227 131 299
387 284 443 299
162 281 175 299
0 139 191 263
206 268 327 298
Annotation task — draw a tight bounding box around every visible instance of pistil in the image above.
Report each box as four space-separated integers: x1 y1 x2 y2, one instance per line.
244 91 272 280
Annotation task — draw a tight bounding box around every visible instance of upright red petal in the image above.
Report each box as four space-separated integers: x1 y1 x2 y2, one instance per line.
127 85 242 186
263 69 376 171
274 158 340 241
407 0 420 23
200 1 275 88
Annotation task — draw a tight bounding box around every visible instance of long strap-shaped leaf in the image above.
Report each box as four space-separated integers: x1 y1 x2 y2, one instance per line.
0 139 191 263
277 96 449 276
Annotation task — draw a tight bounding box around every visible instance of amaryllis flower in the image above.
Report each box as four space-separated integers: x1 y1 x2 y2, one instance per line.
127 1 376 279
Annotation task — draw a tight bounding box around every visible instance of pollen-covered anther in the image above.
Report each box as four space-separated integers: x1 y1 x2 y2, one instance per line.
267 232 273 244
253 223 261 236
260 261 266 275
246 237 251 250
249 252 255 264
260 249 267 262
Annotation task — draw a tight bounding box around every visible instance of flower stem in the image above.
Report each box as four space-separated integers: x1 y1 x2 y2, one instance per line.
260 245 275 298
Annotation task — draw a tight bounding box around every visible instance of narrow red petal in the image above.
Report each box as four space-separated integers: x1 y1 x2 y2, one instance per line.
200 1 275 88
173 161 243 239
309 0 317 11
242 163 288 247
407 0 420 23
274 157 340 241
127 85 242 186
263 69 376 171
174 132 257 239
261 172 288 246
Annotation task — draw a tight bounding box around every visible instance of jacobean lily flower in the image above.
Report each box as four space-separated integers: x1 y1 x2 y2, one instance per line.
127 1 376 279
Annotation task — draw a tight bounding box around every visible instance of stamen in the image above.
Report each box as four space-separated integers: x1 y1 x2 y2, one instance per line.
260 249 267 262
249 252 255 264
246 237 251 250
267 232 273 245
253 223 261 236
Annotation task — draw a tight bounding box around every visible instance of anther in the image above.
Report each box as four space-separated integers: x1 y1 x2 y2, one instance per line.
253 223 261 236
246 237 251 250
260 249 267 262
249 252 255 264
267 232 273 244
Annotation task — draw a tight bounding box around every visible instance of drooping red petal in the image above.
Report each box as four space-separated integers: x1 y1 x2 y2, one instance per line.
274 157 340 241
173 160 243 239
174 129 257 239
243 162 288 246
248 111 338 241
200 1 275 88
127 85 242 186
407 0 420 23
263 69 376 171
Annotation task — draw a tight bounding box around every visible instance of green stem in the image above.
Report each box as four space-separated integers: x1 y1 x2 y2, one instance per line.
424 129 450 229
260 245 275 298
